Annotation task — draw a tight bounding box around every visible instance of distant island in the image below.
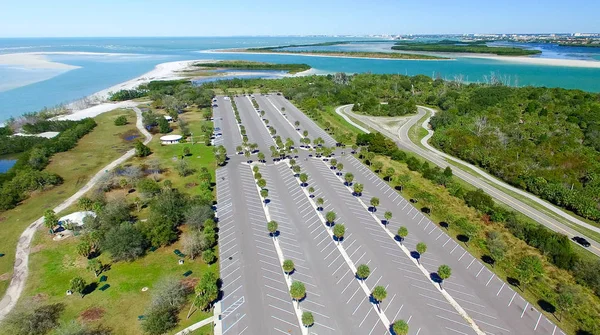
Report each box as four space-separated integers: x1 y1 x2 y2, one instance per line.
222 42 448 60
195 60 311 74
392 40 541 56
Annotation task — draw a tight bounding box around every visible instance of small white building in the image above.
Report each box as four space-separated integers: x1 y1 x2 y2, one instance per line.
160 134 182 145
164 115 173 122
59 211 96 227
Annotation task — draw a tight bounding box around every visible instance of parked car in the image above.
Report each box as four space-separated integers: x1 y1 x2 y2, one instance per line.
572 236 591 247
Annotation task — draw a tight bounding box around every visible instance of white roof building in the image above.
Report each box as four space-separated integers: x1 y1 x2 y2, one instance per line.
160 134 182 144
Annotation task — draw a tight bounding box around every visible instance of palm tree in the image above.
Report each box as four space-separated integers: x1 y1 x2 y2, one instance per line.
333 224 345 244
366 152 375 166
351 144 358 153
353 183 363 196
370 197 380 211
316 197 324 211
308 186 315 196
325 211 336 228
70 276 87 298
44 209 58 233
244 150 251 160
257 152 265 162
293 165 301 175
303 130 309 138
344 172 354 186
384 211 392 226
257 179 267 189
416 242 427 264
299 173 308 186
373 161 383 173
392 320 409 335
385 167 395 182
294 120 300 129
397 226 408 245
236 145 243 154
336 163 344 176
301 311 314 328
330 159 338 168
371 286 387 311
356 264 370 281
267 221 278 239
437 265 452 290
260 189 269 200
290 281 306 306
283 259 295 278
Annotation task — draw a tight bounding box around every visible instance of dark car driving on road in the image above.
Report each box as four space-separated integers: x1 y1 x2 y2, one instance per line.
572 236 591 247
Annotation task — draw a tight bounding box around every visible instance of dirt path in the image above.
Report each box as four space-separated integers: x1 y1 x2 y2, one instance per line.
0 106 151 321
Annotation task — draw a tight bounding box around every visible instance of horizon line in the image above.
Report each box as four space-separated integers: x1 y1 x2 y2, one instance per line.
0 32 598 39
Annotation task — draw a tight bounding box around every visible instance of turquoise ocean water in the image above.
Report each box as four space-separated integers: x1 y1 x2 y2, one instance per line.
1 37 600 121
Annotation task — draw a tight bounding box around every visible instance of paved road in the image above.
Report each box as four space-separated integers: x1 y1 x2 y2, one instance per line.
339 105 600 257
0 106 152 321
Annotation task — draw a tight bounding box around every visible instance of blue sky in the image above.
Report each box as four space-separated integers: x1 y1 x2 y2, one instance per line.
1 0 598 37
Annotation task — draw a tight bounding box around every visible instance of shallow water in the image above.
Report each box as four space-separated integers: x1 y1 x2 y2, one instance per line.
1 37 600 121
0 159 16 173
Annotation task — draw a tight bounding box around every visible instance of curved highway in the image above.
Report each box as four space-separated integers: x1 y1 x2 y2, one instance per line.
337 104 600 257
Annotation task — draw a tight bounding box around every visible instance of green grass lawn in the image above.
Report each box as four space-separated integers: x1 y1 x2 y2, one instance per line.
18 227 214 335
0 109 139 297
6 107 218 334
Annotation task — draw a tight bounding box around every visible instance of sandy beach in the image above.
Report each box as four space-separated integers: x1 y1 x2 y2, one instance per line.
468 55 600 68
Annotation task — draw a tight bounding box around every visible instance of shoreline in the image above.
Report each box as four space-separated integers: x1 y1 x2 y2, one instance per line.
58 59 316 121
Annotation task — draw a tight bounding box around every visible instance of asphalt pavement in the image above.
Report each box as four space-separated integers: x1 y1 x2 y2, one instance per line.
212 95 565 335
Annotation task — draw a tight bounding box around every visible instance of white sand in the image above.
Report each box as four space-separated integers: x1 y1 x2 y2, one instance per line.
57 60 206 121
55 101 141 121
471 55 600 68
13 131 60 138
88 60 204 101
0 53 80 70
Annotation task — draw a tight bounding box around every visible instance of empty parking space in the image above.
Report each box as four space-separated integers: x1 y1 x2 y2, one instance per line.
340 154 564 335
298 158 477 335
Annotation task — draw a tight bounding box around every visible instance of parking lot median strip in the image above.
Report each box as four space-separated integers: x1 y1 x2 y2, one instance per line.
248 164 307 335
284 161 394 330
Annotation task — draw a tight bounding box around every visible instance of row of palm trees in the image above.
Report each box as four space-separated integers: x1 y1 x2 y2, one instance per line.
328 157 454 291
254 163 316 330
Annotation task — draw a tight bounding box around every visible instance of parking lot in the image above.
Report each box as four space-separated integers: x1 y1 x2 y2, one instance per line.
213 95 565 335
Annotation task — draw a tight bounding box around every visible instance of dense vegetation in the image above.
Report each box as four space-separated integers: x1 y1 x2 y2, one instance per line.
109 80 214 106
242 48 446 60
428 85 600 222
0 119 97 211
392 40 541 56
204 73 600 223
196 60 311 74
247 41 353 50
